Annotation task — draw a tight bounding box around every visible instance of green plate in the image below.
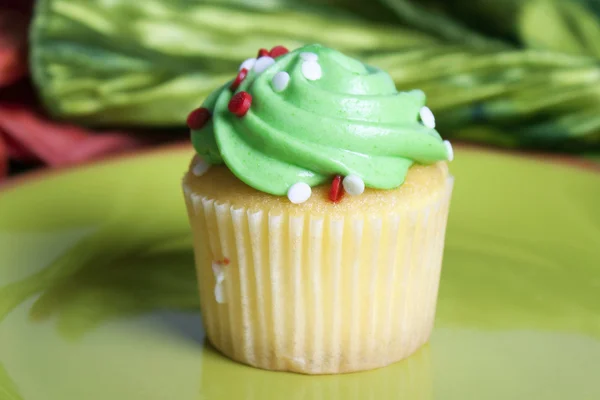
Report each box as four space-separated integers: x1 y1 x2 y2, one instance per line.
1 145 599 400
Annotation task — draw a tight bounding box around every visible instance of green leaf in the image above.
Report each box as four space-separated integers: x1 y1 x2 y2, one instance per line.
31 0 434 126
29 0 600 149
519 0 600 57
379 0 500 47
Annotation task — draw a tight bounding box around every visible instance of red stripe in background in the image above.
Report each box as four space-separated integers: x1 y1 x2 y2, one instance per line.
1 126 38 162
0 5 29 87
0 130 6 178
0 104 150 167
0 3 30 177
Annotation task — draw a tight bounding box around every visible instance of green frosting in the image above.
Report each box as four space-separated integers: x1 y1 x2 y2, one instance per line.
191 44 450 196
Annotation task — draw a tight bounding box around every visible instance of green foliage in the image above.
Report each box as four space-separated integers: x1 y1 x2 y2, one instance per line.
30 0 600 150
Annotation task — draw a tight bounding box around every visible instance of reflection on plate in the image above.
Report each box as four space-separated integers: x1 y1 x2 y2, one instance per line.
0 145 599 400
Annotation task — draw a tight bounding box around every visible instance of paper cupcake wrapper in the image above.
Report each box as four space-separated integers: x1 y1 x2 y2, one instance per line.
183 177 453 374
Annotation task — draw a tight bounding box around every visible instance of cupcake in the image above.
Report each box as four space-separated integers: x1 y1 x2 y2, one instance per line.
182 44 453 375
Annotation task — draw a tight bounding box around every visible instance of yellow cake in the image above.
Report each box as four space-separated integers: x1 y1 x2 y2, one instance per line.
182 44 454 374
183 161 452 374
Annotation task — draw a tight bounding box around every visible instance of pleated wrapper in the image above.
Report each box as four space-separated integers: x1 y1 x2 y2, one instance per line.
183 176 453 374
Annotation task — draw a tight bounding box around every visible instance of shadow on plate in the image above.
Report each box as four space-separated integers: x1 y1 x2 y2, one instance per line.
0 231 200 340
198 341 433 400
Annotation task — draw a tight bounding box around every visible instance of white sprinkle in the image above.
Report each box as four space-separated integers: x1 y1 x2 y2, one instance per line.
419 106 436 129
300 52 318 62
192 158 210 177
253 56 275 74
342 174 365 196
214 284 225 304
287 182 312 204
444 140 454 162
212 261 227 304
239 57 256 71
301 61 322 81
272 71 290 92
212 261 225 283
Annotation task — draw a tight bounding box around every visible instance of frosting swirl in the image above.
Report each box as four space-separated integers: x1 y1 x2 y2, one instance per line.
191 44 450 196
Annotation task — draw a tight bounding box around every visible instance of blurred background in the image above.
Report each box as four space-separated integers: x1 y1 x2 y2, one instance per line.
1 0 600 180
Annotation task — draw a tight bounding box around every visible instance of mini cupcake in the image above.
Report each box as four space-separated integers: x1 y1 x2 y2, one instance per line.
182 44 453 375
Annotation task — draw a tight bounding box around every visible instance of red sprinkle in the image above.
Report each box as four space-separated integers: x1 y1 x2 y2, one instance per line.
223 257 230 265
230 68 248 91
186 107 211 130
257 48 269 58
269 45 289 58
328 175 345 203
228 91 252 117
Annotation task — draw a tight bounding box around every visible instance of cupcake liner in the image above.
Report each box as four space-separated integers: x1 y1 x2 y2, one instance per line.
183 177 453 374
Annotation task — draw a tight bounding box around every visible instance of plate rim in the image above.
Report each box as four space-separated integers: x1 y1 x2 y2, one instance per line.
0 141 598 195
